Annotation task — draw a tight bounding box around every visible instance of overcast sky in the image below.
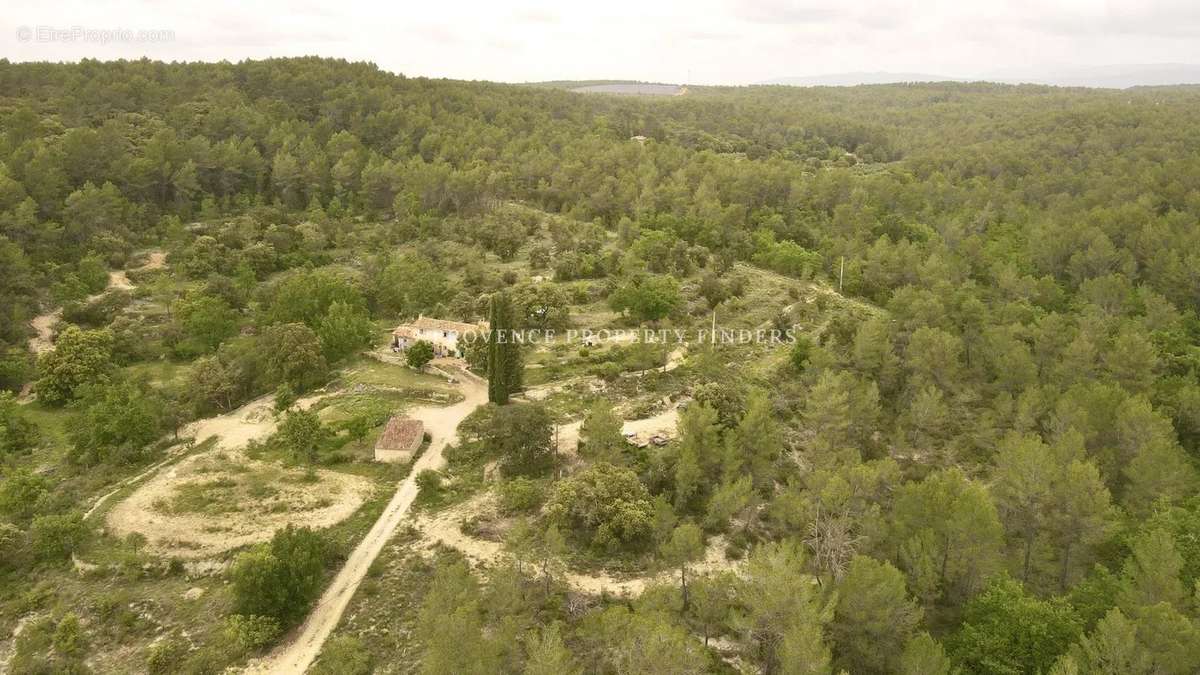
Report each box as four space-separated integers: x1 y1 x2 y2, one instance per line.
3 0 1199 84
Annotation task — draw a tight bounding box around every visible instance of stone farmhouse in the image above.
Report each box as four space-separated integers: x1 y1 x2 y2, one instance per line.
392 316 489 358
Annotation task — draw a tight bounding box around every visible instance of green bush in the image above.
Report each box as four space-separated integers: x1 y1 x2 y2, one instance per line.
0 393 39 456
53 612 86 656
544 463 654 552
30 513 86 561
0 522 22 567
10 616 55 673
485 402 554 477
416 469 442 497
499 477 545 513
591 361 622 382
0 469 49 524
222 614 282 654
790 335 813 371
34 325 116 406
274 382 297 411
312 635 373 675
276 407 330 464
62 291 132 328
230 525 328 623
145 636 188 674
406 340 435 369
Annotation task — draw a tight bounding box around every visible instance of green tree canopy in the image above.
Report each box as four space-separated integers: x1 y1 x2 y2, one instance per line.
35 326 115 405
230 525 328 624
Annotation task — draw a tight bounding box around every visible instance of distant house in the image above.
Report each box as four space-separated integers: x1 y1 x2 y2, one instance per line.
392 316 489 358
374 416 424 463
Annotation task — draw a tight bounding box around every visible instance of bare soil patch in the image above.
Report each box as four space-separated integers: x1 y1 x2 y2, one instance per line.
417 492 733 597
554 402 683 455
104 392 372 559
27 309 60 356
106 269 135 291
138 250 167 271
25 253 159 357
106 451 373 559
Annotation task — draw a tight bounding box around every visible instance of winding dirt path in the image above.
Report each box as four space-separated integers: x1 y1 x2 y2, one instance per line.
663 344 687 371
419 493 733 597
25 251 164 357
86 391 295 521
413 398 714 598
84 452 182 521
138 250 167 271
245 372 489 674
26 309 61 357
106 269 134 291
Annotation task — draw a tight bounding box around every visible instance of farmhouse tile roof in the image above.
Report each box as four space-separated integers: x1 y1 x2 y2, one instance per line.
375 416 424 452
393 316 489 336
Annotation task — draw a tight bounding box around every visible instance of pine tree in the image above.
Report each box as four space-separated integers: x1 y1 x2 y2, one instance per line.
729 389 783 491
898 633 953 675
690 572 735 648
417 561 500 675
1074 608 1152 675
523 624 580 675
831 555 923 673
737 541 836 673
1119 528 1186 611
579 402 624 463
660 521 704 609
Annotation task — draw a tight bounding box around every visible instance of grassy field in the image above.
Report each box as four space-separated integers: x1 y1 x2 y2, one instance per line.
336 355 460 395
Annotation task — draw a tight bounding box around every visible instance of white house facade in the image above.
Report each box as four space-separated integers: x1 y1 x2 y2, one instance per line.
392 316 488 358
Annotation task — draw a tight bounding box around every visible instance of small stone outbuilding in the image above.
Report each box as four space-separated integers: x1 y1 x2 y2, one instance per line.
374 416 424 463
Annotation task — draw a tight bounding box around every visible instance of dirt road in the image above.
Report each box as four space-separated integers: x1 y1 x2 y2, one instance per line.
419 492 732 597
246 372 489 674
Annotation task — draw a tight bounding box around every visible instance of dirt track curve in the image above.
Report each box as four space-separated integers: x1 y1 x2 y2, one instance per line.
245 371 488 674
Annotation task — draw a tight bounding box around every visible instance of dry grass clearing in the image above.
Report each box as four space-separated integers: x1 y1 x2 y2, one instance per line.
106 449 373 559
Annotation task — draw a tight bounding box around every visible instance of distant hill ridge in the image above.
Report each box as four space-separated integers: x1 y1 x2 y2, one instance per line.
763 64 1200 89
525 80 686 96
763 72 962 86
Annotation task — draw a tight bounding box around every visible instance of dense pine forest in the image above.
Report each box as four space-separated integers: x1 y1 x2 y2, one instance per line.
1 57 1199 674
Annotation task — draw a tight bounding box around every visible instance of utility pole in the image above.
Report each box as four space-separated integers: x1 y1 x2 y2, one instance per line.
553 423 560 479
839 256 845 293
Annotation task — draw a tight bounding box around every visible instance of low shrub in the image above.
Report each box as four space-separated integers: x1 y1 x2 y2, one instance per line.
499 477 545 513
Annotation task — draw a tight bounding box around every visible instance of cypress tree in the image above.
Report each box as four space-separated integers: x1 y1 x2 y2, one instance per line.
487 292 520 404
487 293 505 404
